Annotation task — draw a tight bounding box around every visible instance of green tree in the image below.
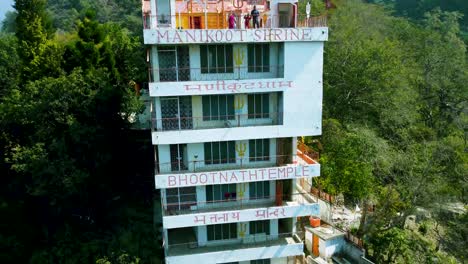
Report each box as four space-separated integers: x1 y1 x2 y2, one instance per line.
1 11 17 33
0 33 20 97
415 9 468 137
14 0 62 81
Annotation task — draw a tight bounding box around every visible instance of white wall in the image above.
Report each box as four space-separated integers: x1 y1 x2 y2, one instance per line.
282 42 323 136
150 41 324 144
152 125 320 145
324 237 345 259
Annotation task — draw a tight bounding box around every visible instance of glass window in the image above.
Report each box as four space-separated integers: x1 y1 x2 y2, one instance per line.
200 44 234 73
248 94 269 119
250 220 270 235
205 141 236 164
248 44 270 72
202 95 235 121
249 181 270 199
251 259 271 264
206 184 237 202
165 187 196 210
207 223 237 241
249 139 270 162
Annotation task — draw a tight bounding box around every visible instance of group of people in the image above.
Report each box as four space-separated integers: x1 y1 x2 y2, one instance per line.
228 5 260 29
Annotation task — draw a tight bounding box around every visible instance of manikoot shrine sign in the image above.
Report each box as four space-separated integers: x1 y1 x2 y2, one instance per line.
144 28 328 44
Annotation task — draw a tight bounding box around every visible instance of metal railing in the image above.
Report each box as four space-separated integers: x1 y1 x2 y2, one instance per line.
143 13 327 29
151 112 283 132
297 141 319 164
155 153 296 174
163 192 318 216
166 231 304 256
148 65 284 83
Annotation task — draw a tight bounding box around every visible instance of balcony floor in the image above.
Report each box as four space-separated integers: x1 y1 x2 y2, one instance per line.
167 236 299 257
165 199 275 216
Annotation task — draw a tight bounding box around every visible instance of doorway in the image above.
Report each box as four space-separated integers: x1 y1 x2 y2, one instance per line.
191 16 202 29
276 137 292 165
156 0 171 25
157 46 190 82
170 144 188 172
160 97 193 131
278 3 295 28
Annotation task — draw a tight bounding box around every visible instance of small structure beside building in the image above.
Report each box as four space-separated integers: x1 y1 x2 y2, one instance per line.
305 224 374 264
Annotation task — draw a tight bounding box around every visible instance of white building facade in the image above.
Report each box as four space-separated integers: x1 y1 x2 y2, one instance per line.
142 0 328 263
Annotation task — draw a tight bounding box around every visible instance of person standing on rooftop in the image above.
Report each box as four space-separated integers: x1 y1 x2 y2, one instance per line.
251 5 260 28
228 12 236 29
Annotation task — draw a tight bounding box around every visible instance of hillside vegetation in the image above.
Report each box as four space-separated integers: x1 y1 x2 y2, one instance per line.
310 0 467 262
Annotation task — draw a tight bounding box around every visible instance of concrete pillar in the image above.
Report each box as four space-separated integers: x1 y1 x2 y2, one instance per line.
196 185 205 208
238 222 249 240
198 225 207 246
270 219 278 239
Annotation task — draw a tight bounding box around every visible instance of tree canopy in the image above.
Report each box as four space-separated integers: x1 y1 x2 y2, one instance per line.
311 0 467 262
1 1 158 263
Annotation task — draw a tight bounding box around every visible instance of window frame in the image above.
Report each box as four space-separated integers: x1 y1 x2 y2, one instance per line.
200 44 234 74
249 139 270 162
206 184 237 202
248 44 270 73
204 141 236 165
249 220 270 235
248 93 270 119
202 95 235 121
249 181 270 200
207 223 237 241
251 259 271 264
165 187 197 210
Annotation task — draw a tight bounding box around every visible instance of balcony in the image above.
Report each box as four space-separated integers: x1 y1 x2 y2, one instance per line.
148 65 284 83
163 201 319 228
156 153 301 174
157 153 291 176
151 112 283 132
155 153 320 188
143 4 328 44
143 13 327 30
163 192 318 216
165 232 304 264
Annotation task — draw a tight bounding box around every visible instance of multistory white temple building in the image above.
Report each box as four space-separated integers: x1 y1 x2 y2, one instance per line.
142 0 328 263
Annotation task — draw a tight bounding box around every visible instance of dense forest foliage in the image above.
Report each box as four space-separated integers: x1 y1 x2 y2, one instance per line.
309 0 467 262
0 0 466 263
1 0 159 263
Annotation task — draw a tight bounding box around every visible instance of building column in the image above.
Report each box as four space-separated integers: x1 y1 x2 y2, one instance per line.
198 225 207 246
270 219 279 239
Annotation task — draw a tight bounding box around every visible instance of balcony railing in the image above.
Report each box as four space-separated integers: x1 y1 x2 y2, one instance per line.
148 65 284 83
151 112 283 132
155 153 296 174
297 141 319 164
166 231 303 257
143 13 327 29
163 192 318 216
